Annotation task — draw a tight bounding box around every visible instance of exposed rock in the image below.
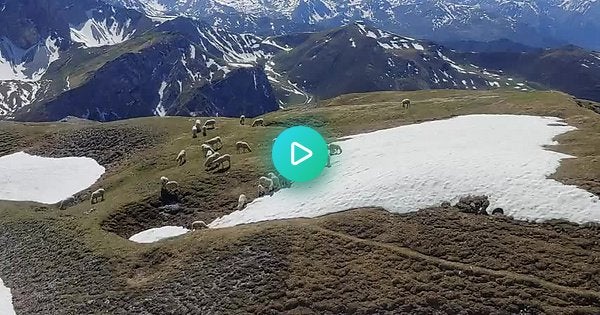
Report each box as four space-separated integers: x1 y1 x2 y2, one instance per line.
455 195 490 215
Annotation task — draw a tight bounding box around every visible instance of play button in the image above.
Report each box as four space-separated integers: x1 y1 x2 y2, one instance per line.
291 142 313 166
272 126 328 183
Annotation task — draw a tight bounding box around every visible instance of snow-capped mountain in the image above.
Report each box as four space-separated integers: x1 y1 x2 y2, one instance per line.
107 0 600 50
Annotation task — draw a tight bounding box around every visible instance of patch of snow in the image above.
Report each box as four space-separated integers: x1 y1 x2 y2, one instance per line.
70 15 134 48
129 226 190 243
0 278 15 315
210 115 600 228
0 152 105 204
154 81 168 117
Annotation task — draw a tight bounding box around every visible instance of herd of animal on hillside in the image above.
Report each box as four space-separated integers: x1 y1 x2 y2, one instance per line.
57 99 412 232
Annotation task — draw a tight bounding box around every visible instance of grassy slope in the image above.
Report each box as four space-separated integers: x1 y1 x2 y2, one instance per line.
2 89 600 313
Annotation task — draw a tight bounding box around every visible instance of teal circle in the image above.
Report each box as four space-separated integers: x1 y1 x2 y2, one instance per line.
272 126 328 183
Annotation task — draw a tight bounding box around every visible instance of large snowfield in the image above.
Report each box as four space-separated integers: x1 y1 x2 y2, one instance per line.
129 226 190 243
211 114 600 228
0 152 105 204
0 278 15 315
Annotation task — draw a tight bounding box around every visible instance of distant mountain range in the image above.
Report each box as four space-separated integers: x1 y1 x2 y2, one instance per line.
0 0 599 121
107 0 600 50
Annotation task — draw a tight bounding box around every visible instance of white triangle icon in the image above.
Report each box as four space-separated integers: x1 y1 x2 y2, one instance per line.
291 142 313 166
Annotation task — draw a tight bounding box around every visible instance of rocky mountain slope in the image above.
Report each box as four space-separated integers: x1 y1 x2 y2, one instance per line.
107 0 600 50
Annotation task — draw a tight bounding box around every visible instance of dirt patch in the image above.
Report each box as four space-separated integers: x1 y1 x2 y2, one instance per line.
26 125 163 168
102 169 258 238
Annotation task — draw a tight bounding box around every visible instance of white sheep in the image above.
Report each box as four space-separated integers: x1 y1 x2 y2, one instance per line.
251 118 264 127
192 125 198 138
200 144 213 156
328 143 342 155
237 194 248 210
191 220 208 230
161 177 179 191
195 119 202 129
204 136 223 150
236 141 252 153
240 115 246 125
258 184 267 197
258 176 274 192
209 154 231 171
176 149 187 166
59 196 76 210
204 152 221 170
268 172 280 190
402 98 411 108
204 119 216 130
91 188 105 204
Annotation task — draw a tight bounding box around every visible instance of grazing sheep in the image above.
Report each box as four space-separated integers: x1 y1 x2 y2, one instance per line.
192 125 198 138
258 184 267 197
205 136 223 150
202 125 207 137
90 188 105 204
195 119 202 129
204 119 216 130
209 154 231 171
176 149 187 166
236 141 252 153
328 143 342 155
259 176 274 192
160 177 179 191
237 194 248 210
268 172 280 190
160 176 169 186
204 152 221 170
191 220 208 230
251 118 264 127
402 98 411 108
59 196 76 210
201 144 213 155
240 115 246 125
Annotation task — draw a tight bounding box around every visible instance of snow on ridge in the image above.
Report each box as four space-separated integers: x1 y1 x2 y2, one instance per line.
0 36 60 81
210 115 600 228
0 277 15 315
69 15 135 48
154 81 168 117
0 152 105 204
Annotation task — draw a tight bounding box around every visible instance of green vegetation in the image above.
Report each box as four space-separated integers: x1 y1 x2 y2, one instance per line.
2 89 600 313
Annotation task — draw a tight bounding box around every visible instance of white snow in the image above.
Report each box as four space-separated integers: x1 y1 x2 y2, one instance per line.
154 81 168 117
129 226 190 243
211 115 600 228
0 152 105 204
70 16 134 48
0 278 15 315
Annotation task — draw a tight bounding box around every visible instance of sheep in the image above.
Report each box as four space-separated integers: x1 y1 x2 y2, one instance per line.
258 184 267 197
176 149 187 166
204 119 216 130
240 115 246 125
160 177 179 191
204 136 223 150
202 125 207 137
204 152 221 170
402 98 411 108
268 172 280 190
236 141 252 153
237 194 248 210
258 176 274 192
209 154 231 171
192 125 198 138
195 119 202 129
90 188 105 204
59 196 76 210
191 220 208 230
328 143 342 155
251 118 264 127
201 144 213 156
